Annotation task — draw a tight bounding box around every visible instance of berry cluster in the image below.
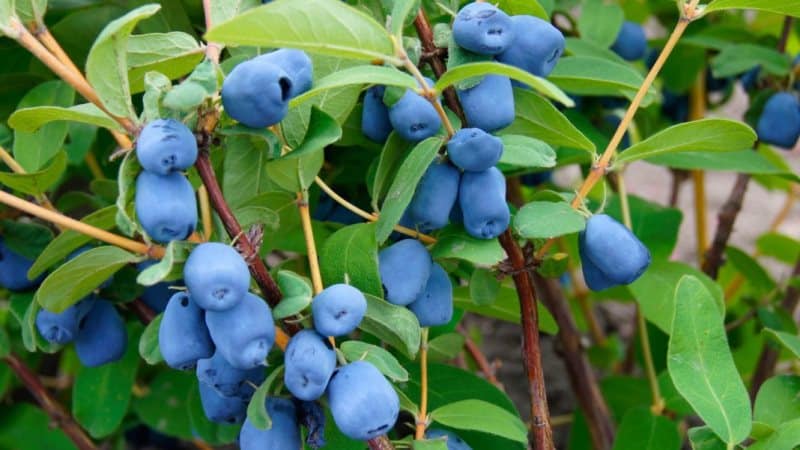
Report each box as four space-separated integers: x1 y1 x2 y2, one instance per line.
34 247 128 367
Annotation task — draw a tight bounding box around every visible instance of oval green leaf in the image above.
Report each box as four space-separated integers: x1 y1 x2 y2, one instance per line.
0 151 67 196
9 103 124 133
340 340 409 382
291 66 418 108
514 201 586 239
548 56 656 105
430 399 528 444
319 222 383 299
361 293 421 359
704 0 800 17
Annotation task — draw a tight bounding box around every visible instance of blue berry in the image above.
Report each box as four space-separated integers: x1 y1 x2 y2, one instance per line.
452 2 514 55
239 398 301 450
75 300 127 367
427 428 473 450
579 214 651 291
184 242 250 311
459 167 509 239
136 119 197 175
135 171 197 243
610 21 648 61
497 15 565 78
756 92 800 149
198 381 247 424
457 75 515 132
327 361 399 441
311 284 367 337
388 78 442 142
284 330 337 401
158 292 214 370
405 160 460 233
0 238 41 291
379 239 432 306
196 351 265 399
408 263 453 327
447 128 503 172
222 58 292 128
205 292 275 370
256 49 313 98
362 86 393 143
35 297 96 344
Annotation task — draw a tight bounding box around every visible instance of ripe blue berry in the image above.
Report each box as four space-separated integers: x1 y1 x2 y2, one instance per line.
284 330 337 401
447 128 504 172
311 284 367 337
184 242 250 311
610 21 648 61
75 300 127 367
327 361 400 441
221 58 292 128
239 398 301 450
408 263 453 327
198 381 247 424
205 292 275 370
404 160 461 233
197 351 265 399
158 292 214 370
756 92 800 149
579 214 651 291
256 49 313 98
0 238 41 291
497 15 564 78
459 167 510 239
457 75 515 132
388 78 442 142
379 239 432 306
452 2 514 55
35 297 96 344
135 171 197 243
362 86 393 143
136 119 197 175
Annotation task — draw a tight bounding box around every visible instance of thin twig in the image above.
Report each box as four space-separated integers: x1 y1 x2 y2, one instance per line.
690 66 708 267
3 354 97 450
198 185 213 241
413 9 464 123
458 325 502 388
297 192 324 295
415 328 430 440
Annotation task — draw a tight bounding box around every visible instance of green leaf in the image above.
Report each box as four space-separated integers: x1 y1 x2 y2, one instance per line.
616 119 757 164
209 0 259 26
725 246 776 296
503 89 595 153
704 0 800 17
453 285 558 334
376 136 444 243
711 44 791 78
162 59 217 111
37 246 138 313
688 426 728 450
138 313 163 365
127 32 204 93
753 375 800 430
0 150 66 196
389 0 419 38
9 103 124 133
265 150 323 192
0 327 9 358
763 329 800 360
291 65 417 108
340 341 409 382
495 0 548 18
13 80 74 172
644 149 798 181
115 132 140 237
498 135 556 169
611 407 681 450
435 62 573 106
413 439 449 450
28 206 117 278
428 333 466 363
361 293 421 359
136 240 194 285
565 37 627 65
15 0 47 25
320 222 383 299
205 0 395 63
73 324 140 438
430 399 527 444
272 271 312 319
549 56 655 105
514 201 586 239
282 107 342 159
757 232 800 265
246 366 283 431
0 219 52 260
578 0 624 48
371 132 412 210
222 134 278 209
21 293 59 353
132 371 195 439
470 269 500 306
630 261 723 334
668 276 751 445
430 225 505 266
401 363 525 450
0 404 77 450
749 418 800 450
86 4 161 119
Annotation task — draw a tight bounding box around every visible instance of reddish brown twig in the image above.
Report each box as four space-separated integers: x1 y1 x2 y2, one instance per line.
413 9 464 122
128 299 157 323
532 273 615 450
749 257 800 399
458 325 502 388
3 353 97 450
499 231 554 450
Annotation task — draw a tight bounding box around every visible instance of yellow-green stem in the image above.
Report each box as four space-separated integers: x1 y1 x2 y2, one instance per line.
415 327 430 440
297 191 324 295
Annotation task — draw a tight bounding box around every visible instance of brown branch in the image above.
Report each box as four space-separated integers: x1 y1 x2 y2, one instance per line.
531 273 615 450
499 231 553 450
749 257 800 399
3 353 97 450
367 435 395 450
702 173 750 279
458 325 502 388
194 142 283 307
128 299 157 324
413 9 465 123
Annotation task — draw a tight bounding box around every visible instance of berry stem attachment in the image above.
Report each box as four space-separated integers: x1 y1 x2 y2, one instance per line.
415 327 430 440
